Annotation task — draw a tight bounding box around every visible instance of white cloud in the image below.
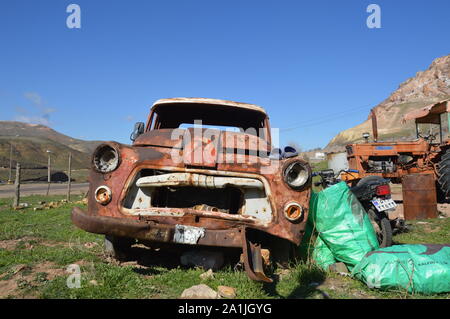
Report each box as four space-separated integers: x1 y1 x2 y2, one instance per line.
24 92 44 106
15 115 50 126
12 92 57 126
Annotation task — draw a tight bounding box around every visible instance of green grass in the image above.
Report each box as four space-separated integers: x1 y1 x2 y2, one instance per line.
0 194 449 299
394 218 450 245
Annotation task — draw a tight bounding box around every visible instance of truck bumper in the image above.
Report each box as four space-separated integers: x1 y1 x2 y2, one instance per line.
71 207 242 248
71 207 272 282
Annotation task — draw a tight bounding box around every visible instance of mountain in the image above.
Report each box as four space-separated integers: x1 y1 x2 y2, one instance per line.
0 121 101 170
326 54 450 152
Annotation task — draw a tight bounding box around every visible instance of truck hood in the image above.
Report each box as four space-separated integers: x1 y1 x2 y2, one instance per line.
133 128 271 154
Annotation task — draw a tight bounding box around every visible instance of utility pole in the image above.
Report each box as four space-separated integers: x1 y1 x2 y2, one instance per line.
67 153 72 202
7 135 19 184
46 150 52 196
13 163 21 208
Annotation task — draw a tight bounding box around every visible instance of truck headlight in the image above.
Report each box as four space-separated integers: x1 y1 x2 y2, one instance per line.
283 160 310 190
93 144 120 173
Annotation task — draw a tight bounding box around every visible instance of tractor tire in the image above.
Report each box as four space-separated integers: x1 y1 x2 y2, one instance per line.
437 150 450 199
104 235 134 261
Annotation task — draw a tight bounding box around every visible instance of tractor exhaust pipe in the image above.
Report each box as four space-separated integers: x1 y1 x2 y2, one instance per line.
371 108 378 142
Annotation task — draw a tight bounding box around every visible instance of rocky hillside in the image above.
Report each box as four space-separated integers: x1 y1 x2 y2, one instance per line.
0 121 101 170
326 54 450 151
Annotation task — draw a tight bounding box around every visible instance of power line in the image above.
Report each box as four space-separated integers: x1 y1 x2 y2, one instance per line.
280 104 373 132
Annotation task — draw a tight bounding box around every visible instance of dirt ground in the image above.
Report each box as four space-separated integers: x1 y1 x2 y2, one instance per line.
0 261 66 298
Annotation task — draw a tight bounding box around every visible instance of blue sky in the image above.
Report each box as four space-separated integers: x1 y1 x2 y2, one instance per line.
0 0 449 150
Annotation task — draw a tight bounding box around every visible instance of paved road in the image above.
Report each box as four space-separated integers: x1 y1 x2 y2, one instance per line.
0 183 89 198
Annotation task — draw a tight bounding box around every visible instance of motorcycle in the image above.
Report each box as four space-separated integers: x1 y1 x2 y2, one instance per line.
312 169 403 247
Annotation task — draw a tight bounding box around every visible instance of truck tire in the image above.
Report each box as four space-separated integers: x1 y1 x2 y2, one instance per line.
270 237 297 268
438 150 450 199
104 235 134 261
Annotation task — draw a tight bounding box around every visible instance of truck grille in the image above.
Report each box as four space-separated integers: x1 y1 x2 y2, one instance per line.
122 168 272 222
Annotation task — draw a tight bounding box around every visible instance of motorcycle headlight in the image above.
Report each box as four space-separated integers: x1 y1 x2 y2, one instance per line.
283 160 310 190
93 144 120 173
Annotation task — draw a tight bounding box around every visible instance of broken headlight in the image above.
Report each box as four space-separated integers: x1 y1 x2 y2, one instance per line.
93 144 120 173
283 160 310 190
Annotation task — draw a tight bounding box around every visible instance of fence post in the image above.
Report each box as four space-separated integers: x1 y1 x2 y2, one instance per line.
67 153 72 202
46 150 51 196
13 163 21 208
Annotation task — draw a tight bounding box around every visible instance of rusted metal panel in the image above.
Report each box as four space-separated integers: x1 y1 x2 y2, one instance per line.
402 100 450 122
133 129 183 148
349 140 430 156
402 174 438 220
72 206 243 247
136 172 264 189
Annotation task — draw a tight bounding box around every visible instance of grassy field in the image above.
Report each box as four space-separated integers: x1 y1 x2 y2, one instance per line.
0 194 449 299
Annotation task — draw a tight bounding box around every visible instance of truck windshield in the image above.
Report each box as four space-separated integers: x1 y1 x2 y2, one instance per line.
150 103 268 138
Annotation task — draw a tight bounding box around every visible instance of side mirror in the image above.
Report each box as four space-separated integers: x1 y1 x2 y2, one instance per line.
130 122 145 141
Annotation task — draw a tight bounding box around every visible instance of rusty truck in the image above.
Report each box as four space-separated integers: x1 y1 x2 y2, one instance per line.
71 98 312 282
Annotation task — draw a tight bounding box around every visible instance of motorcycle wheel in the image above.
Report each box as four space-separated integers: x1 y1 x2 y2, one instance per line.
367 208 393 248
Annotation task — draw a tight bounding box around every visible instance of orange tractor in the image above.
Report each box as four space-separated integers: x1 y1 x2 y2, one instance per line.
341 99 450 200
325 99 449 247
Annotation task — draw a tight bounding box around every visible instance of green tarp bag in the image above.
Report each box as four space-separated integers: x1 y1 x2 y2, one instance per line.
352 244 450 294
300 182 379 270
299 192 336 269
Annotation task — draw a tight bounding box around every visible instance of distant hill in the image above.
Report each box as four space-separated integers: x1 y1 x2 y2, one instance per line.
0 121 101 170
326 54 450 151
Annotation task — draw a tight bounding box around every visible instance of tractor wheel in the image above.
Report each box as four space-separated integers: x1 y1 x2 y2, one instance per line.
104 235 134 261
437 150 450 200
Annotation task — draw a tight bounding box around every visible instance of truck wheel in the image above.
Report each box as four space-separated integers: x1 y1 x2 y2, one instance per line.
270 237 296 268
438 150 450 200
367 209 392 248
104 235 134 261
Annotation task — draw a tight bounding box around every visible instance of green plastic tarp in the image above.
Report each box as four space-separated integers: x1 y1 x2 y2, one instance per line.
299 192 336 269
352 244 450 294
300 181 379 270
299 181 450 294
